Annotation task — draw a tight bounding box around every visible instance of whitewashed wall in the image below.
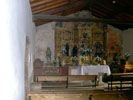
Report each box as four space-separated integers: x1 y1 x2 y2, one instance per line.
122 28 133 61
35 22 55 62
27 23 36 91
0 0 34 100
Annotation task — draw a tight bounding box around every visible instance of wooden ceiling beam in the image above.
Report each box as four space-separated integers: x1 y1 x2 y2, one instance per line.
33 14 133 24
92 13 103 18
93 2 114 12
91 1 130 19
110 5 133 18
88 13 133 30
30 0 37 3
30 0 79 8
32 0 67 12
63 3 88 16
91 9 108 18
31 0 54 8
30 0 45 3
114 13 133 21
33 1 69 14
91 6 110 15
115 0 133 7
42 0 89 15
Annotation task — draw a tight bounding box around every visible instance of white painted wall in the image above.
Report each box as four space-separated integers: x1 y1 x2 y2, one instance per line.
122 28 133 61
27 23 36 91
0 0 34 100
35 22 55 62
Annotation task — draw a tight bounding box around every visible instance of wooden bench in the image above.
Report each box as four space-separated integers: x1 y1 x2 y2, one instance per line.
35 75 98 88
107 73 133 90
67 75 98 88
35 75 67 88
120 75 133 90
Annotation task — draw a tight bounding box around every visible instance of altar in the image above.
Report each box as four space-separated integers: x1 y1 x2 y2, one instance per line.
69 65 111 75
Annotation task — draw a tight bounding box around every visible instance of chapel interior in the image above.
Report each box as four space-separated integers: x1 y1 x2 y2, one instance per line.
1 0 133 100
26 0 133 100
28 0 133 100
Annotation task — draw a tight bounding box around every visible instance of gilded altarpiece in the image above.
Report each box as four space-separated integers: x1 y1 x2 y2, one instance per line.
55 27 75 63
77 27 92 49
91 23 104 47
55 25 105 64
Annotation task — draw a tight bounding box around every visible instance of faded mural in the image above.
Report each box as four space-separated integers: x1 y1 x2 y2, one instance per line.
35 22 55 63
107 29 122 62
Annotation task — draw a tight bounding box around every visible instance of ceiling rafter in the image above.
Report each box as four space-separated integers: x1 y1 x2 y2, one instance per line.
32 0 68 12
29 0 133 29
94 3 113 12
42 0 89 15
90 9 108 18
63 3 89 16
31 0 54 8
33 1 69 14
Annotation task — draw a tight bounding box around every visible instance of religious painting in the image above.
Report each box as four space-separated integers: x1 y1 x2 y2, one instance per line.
107 29 122 62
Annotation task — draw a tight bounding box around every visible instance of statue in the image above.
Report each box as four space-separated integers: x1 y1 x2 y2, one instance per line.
65 43 69 56
72 45 78 57
46 47 51 63
94 41 103 57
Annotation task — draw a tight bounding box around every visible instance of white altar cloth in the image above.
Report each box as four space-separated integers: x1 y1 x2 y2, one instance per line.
70 65 111 75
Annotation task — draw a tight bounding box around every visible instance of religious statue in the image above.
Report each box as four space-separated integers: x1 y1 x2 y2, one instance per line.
46 47 51 63
94 41 103 57
80 31 89 49
72 45 78 57
65 43 69 56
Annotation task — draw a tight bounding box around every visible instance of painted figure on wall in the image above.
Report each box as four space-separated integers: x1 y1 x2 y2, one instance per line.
46 47 51 63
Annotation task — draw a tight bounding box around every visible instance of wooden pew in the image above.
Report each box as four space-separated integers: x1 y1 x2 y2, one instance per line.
67 75 98 87
35 75 67 82
35 75 67 88
107 73 133 90
35 75 98 88
120 75 133 90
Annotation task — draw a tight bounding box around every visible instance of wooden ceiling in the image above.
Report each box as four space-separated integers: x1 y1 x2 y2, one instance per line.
30 0 133 30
